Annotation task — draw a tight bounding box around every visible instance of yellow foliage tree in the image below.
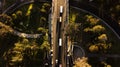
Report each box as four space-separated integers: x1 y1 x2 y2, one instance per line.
74 57 91 67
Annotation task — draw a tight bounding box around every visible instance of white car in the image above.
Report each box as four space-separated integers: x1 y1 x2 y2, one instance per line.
60 6 63 14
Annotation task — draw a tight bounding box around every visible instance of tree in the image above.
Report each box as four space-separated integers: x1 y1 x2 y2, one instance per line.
83 15 112 53
0 1 51 67
74 57 91 67
3 38 47 67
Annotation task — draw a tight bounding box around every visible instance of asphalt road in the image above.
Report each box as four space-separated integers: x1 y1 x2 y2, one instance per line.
51 0 68 67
